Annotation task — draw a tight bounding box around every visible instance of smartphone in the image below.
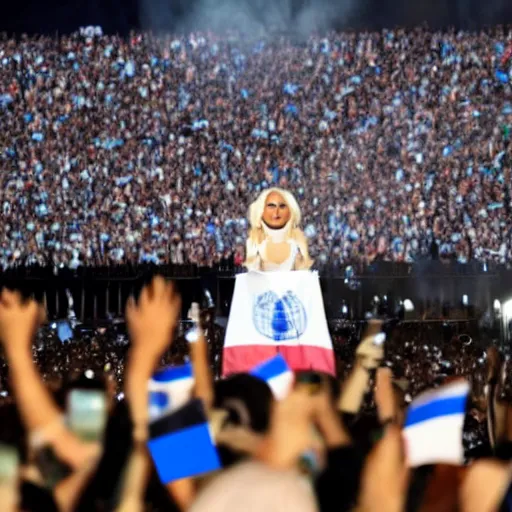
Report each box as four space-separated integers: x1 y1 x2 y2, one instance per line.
374 333 386 346
67 389 108 442
296 372 323 394
0 443 18 485
34 446 72 489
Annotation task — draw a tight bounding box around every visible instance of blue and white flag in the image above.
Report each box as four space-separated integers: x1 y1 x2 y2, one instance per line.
148 364 195 421
148 399 221 484
250 354 294 400
403 380 469 467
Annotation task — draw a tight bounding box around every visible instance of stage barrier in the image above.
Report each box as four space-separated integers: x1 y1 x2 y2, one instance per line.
0 262 507 322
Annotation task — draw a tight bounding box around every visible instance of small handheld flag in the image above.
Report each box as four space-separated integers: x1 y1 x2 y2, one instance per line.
148 399 221 483
250 354 294 400
403 380 470 467
148 364 194 421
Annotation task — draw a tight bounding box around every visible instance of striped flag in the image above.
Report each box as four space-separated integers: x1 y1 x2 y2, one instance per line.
148 399 221 484
403 380 470 467
250 354 294 400
223 271 335 376
148 364 194 421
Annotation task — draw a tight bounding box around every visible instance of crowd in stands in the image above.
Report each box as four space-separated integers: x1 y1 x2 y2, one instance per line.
0 27 512 268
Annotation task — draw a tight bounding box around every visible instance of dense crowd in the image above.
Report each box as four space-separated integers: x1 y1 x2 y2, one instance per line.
0 317 498 432
1 277 511 511
0 28 512 268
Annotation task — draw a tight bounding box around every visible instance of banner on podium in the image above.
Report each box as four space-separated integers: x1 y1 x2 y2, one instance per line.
222 271 335 376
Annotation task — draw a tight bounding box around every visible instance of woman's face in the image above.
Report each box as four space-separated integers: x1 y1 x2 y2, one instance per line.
262 192 291 229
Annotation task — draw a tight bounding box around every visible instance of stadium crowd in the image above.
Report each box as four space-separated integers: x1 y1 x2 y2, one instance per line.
0 28 512 268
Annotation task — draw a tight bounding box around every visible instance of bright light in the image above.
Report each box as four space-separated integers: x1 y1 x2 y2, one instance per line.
403 299 414 312
503 299 512 317
341 305 348 315
85 369 95 380
373 296 380 303
462 295 469 306
494 300 501 311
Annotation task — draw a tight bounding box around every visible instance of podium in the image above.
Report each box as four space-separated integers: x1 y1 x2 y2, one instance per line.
222 271 335 376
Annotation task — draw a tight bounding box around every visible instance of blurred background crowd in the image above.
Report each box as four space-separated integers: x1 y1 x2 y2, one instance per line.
0 28 512 268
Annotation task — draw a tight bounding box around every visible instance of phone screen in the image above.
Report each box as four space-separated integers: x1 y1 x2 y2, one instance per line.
67 389 107 442
0 443 18 484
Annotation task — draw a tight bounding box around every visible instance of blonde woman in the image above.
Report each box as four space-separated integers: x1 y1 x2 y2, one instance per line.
244 188 313 272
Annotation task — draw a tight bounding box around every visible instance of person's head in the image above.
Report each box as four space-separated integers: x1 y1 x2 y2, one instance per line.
249 188 301 231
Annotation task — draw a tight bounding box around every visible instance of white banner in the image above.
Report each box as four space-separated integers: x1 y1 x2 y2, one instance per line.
225 270 332 348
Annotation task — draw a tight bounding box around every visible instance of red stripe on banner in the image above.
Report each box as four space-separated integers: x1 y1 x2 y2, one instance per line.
223 345 335 377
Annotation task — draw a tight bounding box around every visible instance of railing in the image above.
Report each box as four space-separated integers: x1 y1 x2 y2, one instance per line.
0 262 507 321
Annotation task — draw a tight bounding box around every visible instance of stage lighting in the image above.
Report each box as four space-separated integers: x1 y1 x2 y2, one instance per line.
502 299 512 318
403 299 414 312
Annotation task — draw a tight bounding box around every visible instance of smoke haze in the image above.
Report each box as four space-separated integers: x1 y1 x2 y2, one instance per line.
139 0 362 36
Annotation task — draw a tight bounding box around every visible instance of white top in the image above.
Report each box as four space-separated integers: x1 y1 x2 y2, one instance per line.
246 222 300 272
258 239 299 272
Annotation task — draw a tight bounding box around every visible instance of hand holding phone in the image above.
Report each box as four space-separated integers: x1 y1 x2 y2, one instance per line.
0 443 18 511
356 330 385 370
0 443 18 485
67 389 107 442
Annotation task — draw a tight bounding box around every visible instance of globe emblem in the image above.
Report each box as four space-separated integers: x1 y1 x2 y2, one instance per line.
253 290 307 341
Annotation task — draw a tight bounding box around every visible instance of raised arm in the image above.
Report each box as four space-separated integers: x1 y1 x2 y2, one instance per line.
338 320 383 414
0 289 98 470
124 276 182 442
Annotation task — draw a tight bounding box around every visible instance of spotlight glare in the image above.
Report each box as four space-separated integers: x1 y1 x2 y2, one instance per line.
502 299 512 317
403 299 414 312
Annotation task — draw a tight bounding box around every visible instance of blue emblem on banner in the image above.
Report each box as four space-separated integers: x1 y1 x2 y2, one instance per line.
253 290 307 341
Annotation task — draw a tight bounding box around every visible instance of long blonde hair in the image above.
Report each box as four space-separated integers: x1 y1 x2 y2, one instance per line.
248 188 301 232
244 188 312 270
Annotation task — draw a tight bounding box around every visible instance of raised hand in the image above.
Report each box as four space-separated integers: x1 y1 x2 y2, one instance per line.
356 320 384 370
125 276 182 442
125 276 181 364
0 289 44 354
